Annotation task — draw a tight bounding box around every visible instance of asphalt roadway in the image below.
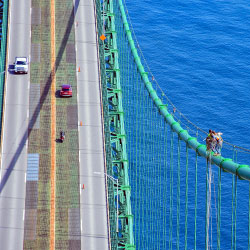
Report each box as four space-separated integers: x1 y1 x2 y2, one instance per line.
74 0 109 249
0 0 109 249
0 0 31 249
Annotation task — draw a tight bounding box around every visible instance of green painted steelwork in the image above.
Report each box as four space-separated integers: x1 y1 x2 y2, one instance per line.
117 0 250 181
95 0 135 248
0 0 8 143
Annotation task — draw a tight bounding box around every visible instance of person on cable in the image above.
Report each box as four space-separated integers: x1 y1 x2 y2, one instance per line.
214 132 223 156
206 129 216 152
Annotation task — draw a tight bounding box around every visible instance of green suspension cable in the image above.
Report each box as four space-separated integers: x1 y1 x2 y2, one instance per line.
185 144 189 250
177 136 181 250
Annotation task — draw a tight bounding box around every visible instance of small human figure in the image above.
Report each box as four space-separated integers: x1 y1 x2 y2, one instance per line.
60 130 65 142
206 130 216 152
214 132 223 156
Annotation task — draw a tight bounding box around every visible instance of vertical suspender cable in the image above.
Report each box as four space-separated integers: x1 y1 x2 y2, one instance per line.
149 100 155 246
248 181 250 250
205 154 213 250
157 115 162 250
217 167 221 250
154 106 159 249
169 130 174 250
141 77 146 250
134 68 139 243
185 144 189 250
177 136 181 250
231 147 236 250
234 150 238 250
194 151 198 250
163 121 168 249
234 175 237 250
147 90 151 247
205 156 209 250
231 173 235 250
139 77 143 247
144 93 150 248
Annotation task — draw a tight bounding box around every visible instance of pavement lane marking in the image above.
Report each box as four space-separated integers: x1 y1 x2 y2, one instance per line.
50 0 56 249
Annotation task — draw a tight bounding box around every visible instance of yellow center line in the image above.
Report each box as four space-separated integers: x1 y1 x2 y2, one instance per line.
50 0 56 249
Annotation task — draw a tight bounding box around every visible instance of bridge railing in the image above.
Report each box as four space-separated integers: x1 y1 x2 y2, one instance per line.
95 0 135 249
0 0 9 146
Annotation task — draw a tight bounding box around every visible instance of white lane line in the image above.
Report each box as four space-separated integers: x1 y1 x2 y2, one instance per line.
25 173 27 183
27 110 29 119
23 210 25 221
81 219 82 231
80 184 81 195
28 81 30 90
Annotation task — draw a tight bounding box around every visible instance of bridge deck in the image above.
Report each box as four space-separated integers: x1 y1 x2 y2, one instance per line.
0 0 109 249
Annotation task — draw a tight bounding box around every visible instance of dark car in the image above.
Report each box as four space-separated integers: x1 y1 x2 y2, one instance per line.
60 84 72 97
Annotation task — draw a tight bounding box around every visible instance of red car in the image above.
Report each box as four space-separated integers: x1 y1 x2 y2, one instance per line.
60 84 72 97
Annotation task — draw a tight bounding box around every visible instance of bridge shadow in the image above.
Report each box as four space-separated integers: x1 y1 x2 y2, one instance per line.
0 0 81 193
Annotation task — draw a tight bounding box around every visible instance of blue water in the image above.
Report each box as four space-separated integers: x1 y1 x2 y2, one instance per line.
124 0 250 248
126 0 250 151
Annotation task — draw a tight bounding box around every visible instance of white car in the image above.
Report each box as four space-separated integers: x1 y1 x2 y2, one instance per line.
14 57 28 74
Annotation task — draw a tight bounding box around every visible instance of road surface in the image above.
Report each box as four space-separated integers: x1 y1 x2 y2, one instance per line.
0 0 31 249
75 0 110 249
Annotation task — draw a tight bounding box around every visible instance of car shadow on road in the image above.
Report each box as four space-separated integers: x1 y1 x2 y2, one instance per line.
55 139 63 143
8 64 15 74
0 0 81 193
55 90 61 98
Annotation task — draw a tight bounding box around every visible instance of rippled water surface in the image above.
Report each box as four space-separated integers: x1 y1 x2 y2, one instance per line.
124 0 250 248
126 0 250 150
